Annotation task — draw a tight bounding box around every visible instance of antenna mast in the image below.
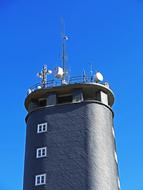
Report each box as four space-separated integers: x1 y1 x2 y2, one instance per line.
61 19 68 84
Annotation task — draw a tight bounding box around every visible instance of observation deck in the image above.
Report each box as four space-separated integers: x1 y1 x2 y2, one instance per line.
25 75 115 112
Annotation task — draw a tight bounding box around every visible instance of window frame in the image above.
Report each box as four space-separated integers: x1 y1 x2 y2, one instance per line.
36 147 47 158
37 122 48 134
35 174 46 186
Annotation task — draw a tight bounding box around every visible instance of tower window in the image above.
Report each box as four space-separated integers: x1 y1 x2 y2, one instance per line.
39 99 47 107
57 94 72 104
37 123 47 133
36 147 47 158
35 174 46 186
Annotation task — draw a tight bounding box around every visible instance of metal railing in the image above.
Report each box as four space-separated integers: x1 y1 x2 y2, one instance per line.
27 75 107 95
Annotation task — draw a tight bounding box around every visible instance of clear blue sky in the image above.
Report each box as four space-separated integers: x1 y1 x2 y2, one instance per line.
0 0 143 189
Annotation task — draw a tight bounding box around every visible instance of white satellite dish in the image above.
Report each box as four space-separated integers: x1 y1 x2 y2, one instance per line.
28 89 32 95
47 69 52 74
95 72 104 83
37 85 42 89
53 67 64 79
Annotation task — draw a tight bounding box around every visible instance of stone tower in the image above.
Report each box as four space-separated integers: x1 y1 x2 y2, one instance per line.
23 69 120 190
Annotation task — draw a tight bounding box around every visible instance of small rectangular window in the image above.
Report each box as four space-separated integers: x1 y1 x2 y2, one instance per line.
35 174 46 186
39 99 47 107
36 147 47 158
57 94 72 104
37 123 47 133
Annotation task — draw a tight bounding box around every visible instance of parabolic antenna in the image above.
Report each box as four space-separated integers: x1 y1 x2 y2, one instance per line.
95 72 104 82
28 89 32 95
47 69 52 74
53 67 64 79
37 85 42 90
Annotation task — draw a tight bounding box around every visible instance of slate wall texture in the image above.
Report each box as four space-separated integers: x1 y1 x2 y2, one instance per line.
23 101 119 190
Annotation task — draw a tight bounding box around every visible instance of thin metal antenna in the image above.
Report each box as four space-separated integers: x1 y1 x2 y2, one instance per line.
37 65 52 88
67 66 71 83
90 63 93 82
83 70 87 83
61 18 68 84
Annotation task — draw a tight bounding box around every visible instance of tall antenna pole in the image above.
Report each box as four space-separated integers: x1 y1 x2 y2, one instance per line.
61 18 68 84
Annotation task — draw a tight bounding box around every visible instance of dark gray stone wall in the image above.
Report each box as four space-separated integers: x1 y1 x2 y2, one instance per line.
87 103 119 190
23 102 119 190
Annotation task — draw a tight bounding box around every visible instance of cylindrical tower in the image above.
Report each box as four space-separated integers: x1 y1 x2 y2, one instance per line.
23 78 120 190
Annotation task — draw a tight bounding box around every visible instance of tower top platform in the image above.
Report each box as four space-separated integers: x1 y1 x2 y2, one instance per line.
25 76 114 112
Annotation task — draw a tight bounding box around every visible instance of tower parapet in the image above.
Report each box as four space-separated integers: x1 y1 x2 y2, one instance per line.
25 75 114 113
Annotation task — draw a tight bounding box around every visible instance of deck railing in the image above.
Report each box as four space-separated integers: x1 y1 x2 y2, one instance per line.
27 75 107 95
